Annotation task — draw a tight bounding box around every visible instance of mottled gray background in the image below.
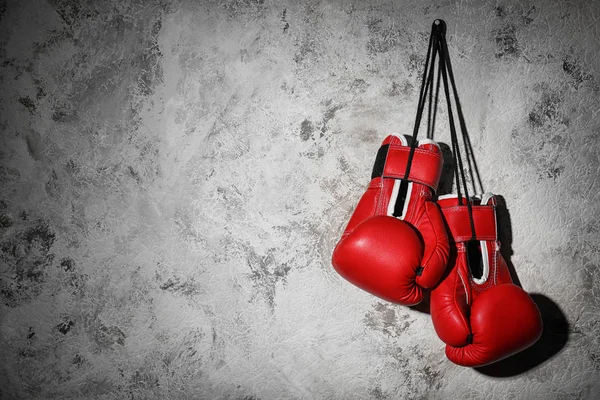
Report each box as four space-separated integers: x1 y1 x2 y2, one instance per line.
0 0 599 398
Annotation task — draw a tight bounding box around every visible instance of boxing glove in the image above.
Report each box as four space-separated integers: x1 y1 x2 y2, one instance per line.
332 134 449 305
430 193 543 367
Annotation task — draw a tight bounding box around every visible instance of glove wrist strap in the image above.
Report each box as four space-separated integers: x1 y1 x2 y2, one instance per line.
371 144 443 191
441 205 497 242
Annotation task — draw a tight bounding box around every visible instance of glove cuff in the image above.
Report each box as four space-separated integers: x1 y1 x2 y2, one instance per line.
371 135 444 192
437 194 497 242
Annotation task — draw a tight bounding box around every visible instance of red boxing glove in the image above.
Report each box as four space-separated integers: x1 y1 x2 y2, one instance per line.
332 134 449 305
430 193 543 367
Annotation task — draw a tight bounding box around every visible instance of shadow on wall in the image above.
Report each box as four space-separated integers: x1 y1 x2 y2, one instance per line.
410 147 569 376
476 293 569 377
475 195 569 377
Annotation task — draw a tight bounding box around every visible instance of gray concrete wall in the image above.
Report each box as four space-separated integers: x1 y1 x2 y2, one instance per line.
0 0 598 398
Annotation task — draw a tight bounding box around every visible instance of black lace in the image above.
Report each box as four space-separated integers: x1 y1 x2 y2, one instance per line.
410 19 485 240
403 20 443 181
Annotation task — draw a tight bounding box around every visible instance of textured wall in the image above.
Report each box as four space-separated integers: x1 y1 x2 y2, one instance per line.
1 0 599 398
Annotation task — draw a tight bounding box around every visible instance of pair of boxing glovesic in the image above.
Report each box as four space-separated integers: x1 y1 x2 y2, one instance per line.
331 134 543 367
